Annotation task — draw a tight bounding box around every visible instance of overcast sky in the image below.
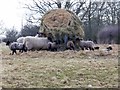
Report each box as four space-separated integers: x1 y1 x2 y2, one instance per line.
0 0 27 31
0 0 117 32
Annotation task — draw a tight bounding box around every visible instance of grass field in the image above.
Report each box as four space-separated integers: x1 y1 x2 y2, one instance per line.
0 43 119 88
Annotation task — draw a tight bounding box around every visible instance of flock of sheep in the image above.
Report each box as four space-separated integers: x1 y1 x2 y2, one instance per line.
5 33 112 55
6 35 56 55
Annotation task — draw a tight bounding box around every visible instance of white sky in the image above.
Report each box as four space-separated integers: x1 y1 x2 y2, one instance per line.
0 0 52 32
0 0 26 31
0 0 56 32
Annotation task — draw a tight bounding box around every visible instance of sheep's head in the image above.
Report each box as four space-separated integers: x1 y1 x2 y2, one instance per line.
6 41 10 46
106 46 112 51
48 42 57 51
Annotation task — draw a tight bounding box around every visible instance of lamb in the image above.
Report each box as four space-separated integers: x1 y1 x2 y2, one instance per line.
23 36 57 51
106 45 112 51
6 41 27 55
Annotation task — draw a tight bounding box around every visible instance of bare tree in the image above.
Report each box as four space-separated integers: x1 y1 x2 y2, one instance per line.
97 25 119 44
23 0 87 23
23 0 120 42
5 28 18 42
20 24 40 37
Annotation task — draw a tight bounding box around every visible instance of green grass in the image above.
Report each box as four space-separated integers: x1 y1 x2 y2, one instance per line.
0 43 119 88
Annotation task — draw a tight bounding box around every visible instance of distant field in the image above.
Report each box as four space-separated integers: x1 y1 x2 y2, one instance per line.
0 43 119 88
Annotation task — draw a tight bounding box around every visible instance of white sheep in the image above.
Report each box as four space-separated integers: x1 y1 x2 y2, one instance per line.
23 36 56 51
106 45 112 51
17 34 40 43
17 37 25 43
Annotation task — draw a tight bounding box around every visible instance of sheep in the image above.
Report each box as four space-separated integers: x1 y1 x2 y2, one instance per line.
23 36 56 51
17 35 40 44
17 36 35 43
106 45 112 51
80 40 95 51
75 38 94 51
6 41 27 55
17 37 25 43
66 40 75 50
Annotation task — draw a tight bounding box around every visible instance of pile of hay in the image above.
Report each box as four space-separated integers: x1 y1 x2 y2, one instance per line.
40 9 84 39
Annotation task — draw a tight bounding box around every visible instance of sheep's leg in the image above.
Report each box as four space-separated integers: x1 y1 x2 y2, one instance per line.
19 50 21 52
91 48 94 51
66 47 69 50
12 51 14 55
66 47 71 50
20 48 25 53
20 50 23 53
85 47 88 50
14 50 17 54
81 47 84 50
21 47 27 52
71 46 75 50
12 50 17 55
11 50 15 55
21 50 23 53
48 44 52 51
25 47 27 52
89 47 92 50
54 48 57 51
69 48 72 50
22 44 27 52
89 47 94 51
50 47 56 51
